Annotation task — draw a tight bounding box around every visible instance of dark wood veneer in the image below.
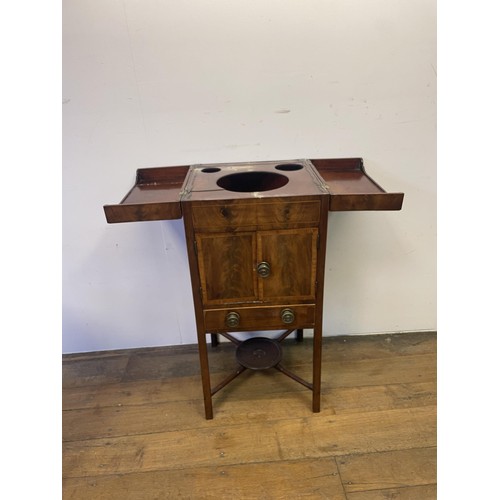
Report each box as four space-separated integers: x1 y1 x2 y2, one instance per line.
104 158 404 418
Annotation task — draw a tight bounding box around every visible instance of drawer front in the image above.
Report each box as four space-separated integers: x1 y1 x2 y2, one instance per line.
191 200 321 231
204 304 316 332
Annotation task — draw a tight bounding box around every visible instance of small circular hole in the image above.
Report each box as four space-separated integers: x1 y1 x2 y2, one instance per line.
275 163 304 171
201 167 221 173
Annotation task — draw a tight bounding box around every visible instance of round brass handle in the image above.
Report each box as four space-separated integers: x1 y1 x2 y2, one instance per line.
257 261 271 278
226 311 240 328
281 308 295 324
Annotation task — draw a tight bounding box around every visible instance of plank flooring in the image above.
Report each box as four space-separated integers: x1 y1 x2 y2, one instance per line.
62 331 437 499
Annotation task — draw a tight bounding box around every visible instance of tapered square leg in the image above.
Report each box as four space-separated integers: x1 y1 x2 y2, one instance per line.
197 331 213 419
312 326 322 412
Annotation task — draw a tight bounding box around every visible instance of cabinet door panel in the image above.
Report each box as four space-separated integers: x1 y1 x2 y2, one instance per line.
258 228 318 302
196 232 258 306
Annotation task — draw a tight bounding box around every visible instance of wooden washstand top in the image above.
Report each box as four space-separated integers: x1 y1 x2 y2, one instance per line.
104 158 404 223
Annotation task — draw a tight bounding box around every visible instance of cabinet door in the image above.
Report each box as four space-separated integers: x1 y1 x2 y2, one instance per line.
196 232 258 306
258 228 318 302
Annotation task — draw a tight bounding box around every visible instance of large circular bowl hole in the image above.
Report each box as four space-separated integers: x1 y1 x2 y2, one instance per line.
275 163 304 171
216 171 289 192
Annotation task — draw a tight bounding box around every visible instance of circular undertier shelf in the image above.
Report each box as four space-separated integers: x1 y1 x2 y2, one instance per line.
236 337 283 370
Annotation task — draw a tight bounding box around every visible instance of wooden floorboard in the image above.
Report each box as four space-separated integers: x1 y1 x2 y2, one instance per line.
346 484 437 500
63 458 346 500
62 332 436 499
336 447 437 492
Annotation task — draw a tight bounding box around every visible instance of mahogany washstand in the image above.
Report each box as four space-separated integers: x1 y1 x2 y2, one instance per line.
104 158 403 419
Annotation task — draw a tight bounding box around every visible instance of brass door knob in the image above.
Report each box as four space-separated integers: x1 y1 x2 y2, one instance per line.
225 311 240 328
281 308 295 324
257 261 271 278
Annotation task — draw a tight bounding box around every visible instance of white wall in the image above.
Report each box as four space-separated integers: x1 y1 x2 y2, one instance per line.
62 0 436 353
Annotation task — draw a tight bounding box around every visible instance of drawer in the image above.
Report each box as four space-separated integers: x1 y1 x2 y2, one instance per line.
204 304 316 332
191 199 321 231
